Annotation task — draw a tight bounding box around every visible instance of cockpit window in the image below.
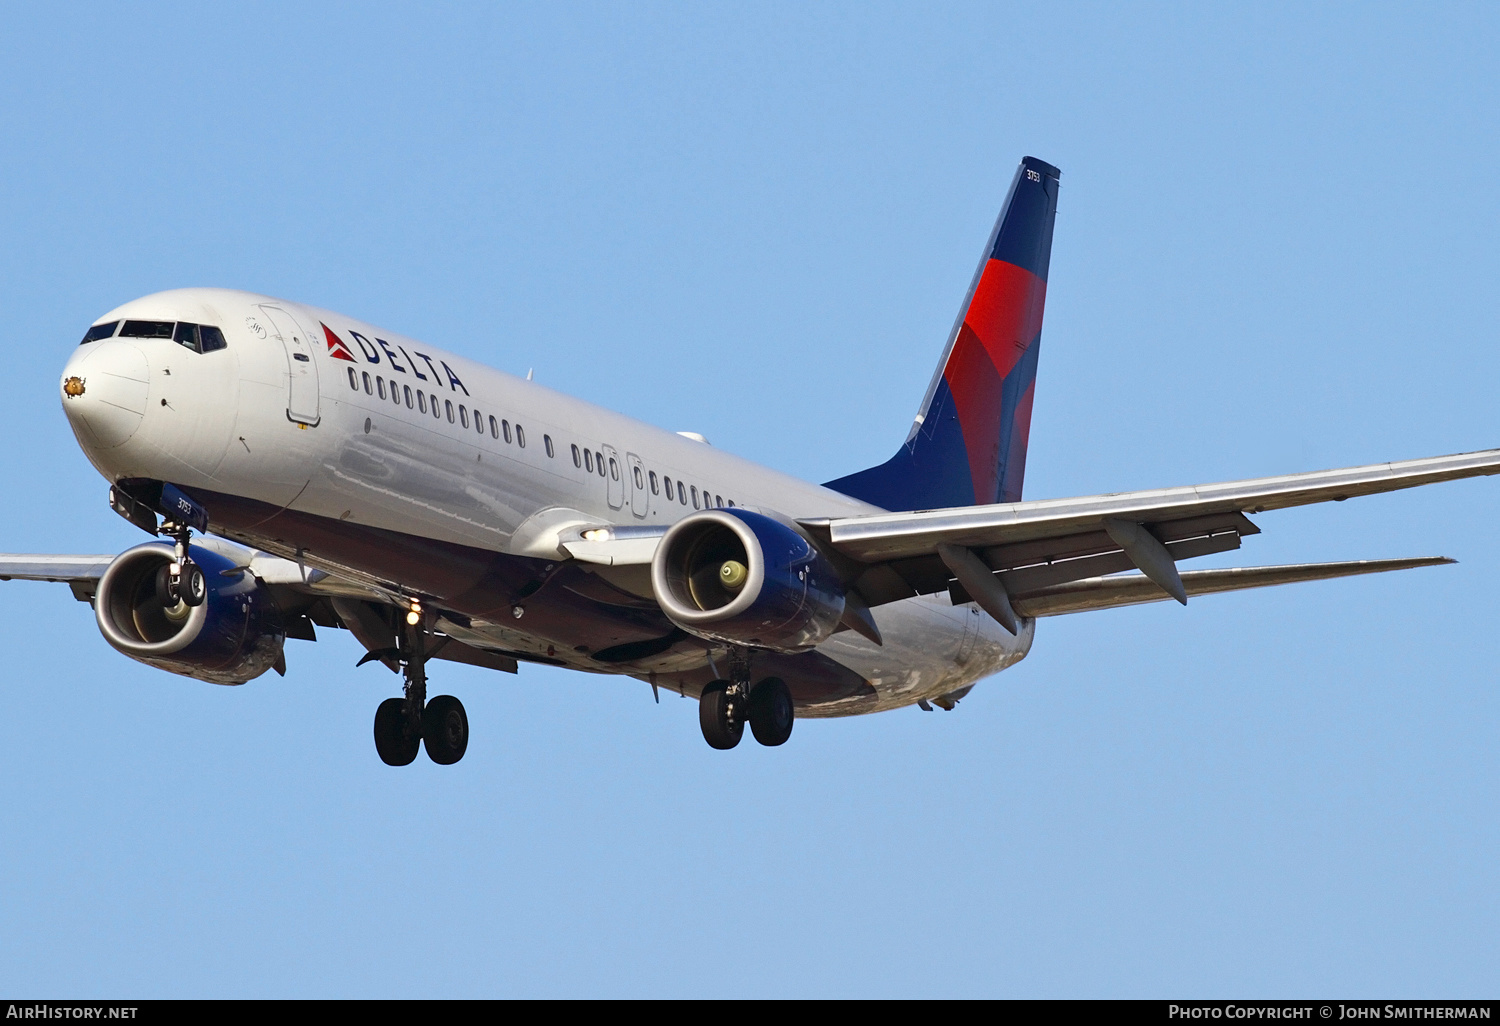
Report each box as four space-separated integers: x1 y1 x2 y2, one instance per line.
79 321 119 345
119 320 174 339
149 322 228 354
173 322 200 352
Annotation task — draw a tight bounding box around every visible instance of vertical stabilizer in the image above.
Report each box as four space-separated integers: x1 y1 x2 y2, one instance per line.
825 156 1060 511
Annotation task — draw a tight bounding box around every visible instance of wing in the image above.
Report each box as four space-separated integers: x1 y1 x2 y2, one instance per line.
801 447 1500 615
1008 557 1454 617
0 546 520 675
0 554 118 602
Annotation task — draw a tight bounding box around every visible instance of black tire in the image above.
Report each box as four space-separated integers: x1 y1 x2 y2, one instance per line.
154 564 178 606
374 697 420 766
749 677 794 746
180 562 206 606
423 695 469 765
698 679 744 750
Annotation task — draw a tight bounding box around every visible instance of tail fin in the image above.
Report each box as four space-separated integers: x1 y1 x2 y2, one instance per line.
825 156 1060 511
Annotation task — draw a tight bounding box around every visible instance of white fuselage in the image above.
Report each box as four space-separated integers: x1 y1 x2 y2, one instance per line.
60 288 1031 714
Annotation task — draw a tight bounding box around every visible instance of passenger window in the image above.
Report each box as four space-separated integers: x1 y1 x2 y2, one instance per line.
377 377 387 400
80 321 119 345
502 420 512 443
431 394 441 418
489 415 499 439
544 435 554 457
691 486 700 509
363 372 373 395
572 444 582 468
678 481 686 504
726 500 735 507
392 383 402 405
633 466 644 489
584 449 594 472
459 405 468 428
348 368 359 390
516 425 526 448
172 322 201 353
199 326 227 352
649 471 659 494
404 385 414 408
595 451 605 477
445 400 455 423
417 391 427 413
119 320 174 339
476 412 485 434
715 494 722 508
608 458 618 480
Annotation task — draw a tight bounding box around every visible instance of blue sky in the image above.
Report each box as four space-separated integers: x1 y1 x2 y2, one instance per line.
1 2 1497 997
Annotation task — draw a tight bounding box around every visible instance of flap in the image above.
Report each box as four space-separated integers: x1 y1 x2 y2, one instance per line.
1010 557 1455 618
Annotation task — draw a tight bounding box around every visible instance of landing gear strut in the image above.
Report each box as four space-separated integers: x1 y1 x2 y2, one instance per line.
698 649 794 749
156 519 205 608
371 605 468 766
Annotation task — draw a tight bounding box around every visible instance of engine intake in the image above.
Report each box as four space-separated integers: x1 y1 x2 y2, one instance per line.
95 542 286 684
651 508 844 652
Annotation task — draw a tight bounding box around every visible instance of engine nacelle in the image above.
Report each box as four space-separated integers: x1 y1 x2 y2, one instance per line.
95 542 286 685
651 508 845 652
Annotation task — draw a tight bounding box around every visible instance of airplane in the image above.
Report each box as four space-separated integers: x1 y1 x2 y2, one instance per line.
13 154 1499 765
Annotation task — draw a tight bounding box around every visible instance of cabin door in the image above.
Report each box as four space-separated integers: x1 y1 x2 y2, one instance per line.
258 305 321 426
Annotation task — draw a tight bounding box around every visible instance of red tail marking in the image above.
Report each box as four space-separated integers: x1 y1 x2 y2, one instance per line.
961 260 1047 379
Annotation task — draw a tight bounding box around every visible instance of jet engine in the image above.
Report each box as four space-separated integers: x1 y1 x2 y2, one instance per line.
94 542 286 684
650 508 845 652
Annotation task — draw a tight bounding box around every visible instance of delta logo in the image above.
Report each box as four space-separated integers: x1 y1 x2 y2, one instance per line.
316 321 472 395
322 323 357 362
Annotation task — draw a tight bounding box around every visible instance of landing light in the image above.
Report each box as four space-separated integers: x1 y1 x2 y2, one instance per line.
582 529 610 542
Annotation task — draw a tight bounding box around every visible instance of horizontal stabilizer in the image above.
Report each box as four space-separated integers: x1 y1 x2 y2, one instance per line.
1009 557 1454 618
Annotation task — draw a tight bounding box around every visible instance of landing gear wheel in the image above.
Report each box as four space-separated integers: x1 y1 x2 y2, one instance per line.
179 562 206 606
748 677 794 746
154 565 179 607
374 697 420 766
423 695 469 765
154 561 206 607
698 679 744 750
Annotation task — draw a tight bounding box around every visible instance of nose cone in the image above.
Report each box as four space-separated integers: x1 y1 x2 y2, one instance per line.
61 341 150 448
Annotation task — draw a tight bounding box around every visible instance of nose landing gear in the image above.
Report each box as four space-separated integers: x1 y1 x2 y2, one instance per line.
156 517 206 608
370 606 469 767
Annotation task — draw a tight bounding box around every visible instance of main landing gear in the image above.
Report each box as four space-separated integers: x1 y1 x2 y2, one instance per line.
698 649 794 750
371 606 469 766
